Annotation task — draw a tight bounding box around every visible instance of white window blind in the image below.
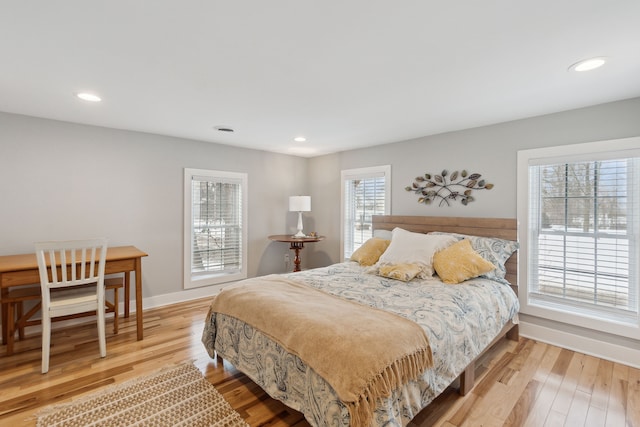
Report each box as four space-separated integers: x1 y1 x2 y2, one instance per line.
518 138 640 339
184 168 247 288
341 166 391 260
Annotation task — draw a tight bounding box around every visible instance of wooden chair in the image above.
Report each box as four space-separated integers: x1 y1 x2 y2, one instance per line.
4 278 123 356
35 238 110 373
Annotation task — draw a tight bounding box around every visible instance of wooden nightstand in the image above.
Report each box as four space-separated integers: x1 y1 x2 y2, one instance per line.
268 235 325 272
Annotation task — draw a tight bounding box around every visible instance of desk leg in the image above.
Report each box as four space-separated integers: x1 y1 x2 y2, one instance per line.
1 288 7 345
124 272 131 318
290 242 304 272
135 257 143 341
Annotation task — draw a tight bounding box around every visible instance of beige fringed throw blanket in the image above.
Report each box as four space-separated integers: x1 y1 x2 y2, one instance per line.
209 275 433 426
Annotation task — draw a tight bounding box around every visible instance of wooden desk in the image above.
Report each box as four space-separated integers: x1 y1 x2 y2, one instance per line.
268 235 324 272
0 246 148 343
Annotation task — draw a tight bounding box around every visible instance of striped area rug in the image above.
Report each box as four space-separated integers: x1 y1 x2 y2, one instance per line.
36 363 249 427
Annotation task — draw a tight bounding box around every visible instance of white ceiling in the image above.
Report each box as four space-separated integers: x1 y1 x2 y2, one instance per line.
2 1 640 157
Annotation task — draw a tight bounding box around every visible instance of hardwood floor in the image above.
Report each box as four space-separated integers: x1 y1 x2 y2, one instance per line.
1 297 638 426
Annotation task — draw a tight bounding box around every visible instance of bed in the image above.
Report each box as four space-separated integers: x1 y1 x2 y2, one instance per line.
202 215 520 426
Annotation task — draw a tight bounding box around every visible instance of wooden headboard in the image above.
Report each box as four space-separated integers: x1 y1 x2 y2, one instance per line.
372 215 518 292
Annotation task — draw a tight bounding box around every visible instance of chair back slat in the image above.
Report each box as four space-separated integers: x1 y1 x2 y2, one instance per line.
80 248 85 280
89 247 96 279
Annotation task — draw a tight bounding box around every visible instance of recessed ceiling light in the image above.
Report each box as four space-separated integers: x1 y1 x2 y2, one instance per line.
569 57 607 72
75 92 102 102
214 126 235 133
294 136 307 142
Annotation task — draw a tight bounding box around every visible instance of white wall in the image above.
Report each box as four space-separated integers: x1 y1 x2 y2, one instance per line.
307 96 640 366
0 112 309 307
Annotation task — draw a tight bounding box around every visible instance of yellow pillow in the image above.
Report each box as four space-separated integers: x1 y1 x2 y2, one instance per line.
378 263 422 282
351 238 391 266
433 239 496 284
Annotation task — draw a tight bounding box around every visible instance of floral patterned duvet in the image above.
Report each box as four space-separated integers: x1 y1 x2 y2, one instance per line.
202 261 519 426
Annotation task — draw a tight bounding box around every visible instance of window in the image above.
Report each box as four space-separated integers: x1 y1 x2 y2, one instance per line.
517 137 640 339
341 165 391 261
183 168 248 288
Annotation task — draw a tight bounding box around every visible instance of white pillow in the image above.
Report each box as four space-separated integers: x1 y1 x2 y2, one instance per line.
377 228 458 278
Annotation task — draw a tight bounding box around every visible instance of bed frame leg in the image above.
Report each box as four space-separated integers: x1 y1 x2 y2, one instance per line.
459 365 475 396
506 324 519 341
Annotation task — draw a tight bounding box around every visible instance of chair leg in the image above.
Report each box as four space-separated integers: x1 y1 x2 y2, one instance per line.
97 298 106 358
41 315 51 374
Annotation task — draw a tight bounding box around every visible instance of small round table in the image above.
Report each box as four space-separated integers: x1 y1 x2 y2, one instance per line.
268 235 325 272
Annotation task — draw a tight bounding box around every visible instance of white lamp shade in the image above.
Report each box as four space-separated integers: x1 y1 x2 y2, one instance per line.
289 196 311 212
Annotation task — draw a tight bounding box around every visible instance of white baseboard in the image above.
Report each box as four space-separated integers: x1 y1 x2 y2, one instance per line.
140 280 251 311
520 321 640 369
140 285 222 311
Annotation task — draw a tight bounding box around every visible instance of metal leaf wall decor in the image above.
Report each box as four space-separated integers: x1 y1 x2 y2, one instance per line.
405 169 493 206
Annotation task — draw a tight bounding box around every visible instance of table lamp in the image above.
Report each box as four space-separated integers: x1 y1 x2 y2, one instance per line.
289 196 311 237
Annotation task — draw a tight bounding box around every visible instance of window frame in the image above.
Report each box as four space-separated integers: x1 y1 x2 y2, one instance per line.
517 137 640 339
340 165 391 261
183 168 248 289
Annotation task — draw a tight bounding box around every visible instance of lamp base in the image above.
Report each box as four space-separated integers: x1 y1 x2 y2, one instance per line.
293 211 305 238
